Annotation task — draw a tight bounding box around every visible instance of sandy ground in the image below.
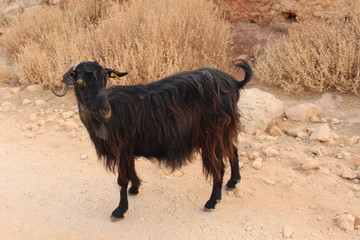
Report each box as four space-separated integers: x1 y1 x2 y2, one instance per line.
0 75 360 240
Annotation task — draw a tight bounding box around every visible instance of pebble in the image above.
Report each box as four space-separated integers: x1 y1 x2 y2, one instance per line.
62 111 75 119
234 189 242 198
26 85 42 92
310 147 323 157
29 113 38 121
331 118 341 125
296 131 308 140
262 147 279 157
250 142 262 150
173 170 184 177
310 116 321 123
24 133 36 139
309 124 331 142
263 178 275 185
335 214 355 232
349 136 360 145
22 99 32 105
63 120 78 131
249 151 260 160
11 87 21 94
300 159 320 170
282 226 294 238
240 152 247 157
252 157 263 170
30 125 40 132
341 168 358 180
269 126 284 136
80 154 88 160
22 124 31 131
35 99 45 106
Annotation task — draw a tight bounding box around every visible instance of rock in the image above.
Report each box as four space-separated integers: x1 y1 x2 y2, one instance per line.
300 159 320 170
335 214 355 232
349 136 360 145
24 133 36 139
30 125 40 132
263 178 275 185
234 189 243 198
1 101 15 111
262 147 279 157
310 147 323 157
22 124 31 131
3 3 24 22
238 88 284 134
11 87 21 94
331 118 341 125
249 151 260 160
351 157 360 167
282 226 294 238
35 100 45 106
251 157 263 170
62 111 75 119
341 168 358 180
309 124 331 142
80 153 88 160
22 99 32 105
268 126 284 136
26 85 42 92
296 131 308 140
285 103 322 121
63 121 78 131
310 116 321 123
250 142 262 150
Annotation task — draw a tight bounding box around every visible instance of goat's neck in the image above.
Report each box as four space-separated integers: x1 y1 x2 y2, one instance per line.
78 102 108 140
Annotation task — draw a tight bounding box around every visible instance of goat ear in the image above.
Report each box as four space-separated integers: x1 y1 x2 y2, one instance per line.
105 68 128 80
61 70 76 85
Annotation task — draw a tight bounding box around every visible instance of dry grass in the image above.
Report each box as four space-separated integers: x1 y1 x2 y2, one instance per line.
1 0 232 87
255 1 360 95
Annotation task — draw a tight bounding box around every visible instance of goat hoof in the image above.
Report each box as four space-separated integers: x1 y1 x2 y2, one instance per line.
128 186 139 195
204 199 217 211
111 207 127 220
226 179 240 190
111 215 124 222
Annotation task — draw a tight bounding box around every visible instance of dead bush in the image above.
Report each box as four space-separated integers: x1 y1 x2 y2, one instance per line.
2 0 232 87
255 2 360 95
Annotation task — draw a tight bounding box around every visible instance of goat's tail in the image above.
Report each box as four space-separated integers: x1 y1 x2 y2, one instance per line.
234 59 253 89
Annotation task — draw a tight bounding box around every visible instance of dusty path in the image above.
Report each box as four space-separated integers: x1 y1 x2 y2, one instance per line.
0 85 359 240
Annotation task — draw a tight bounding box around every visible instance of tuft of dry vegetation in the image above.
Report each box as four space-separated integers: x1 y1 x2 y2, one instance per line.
1 0 232 87
255 1 360 95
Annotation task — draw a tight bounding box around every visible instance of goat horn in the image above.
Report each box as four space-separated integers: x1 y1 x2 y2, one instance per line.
50 62 80 97
50 84 69 97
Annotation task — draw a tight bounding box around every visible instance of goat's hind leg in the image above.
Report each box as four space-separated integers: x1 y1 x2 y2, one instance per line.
226 144 241 190
203 151 225 211
128 171 140 195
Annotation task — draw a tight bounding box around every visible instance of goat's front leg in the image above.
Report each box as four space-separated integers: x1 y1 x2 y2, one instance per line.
111 176 129 221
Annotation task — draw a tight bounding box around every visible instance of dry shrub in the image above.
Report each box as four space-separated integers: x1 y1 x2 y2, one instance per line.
255 2 360 95
2 0 232 87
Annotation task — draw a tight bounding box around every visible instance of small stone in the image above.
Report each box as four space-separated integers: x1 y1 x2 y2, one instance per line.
262 147 279 157
29 113 38 121
62 111 75 119
250 142 262 150
282 226 294 238
310 124 331 142
80 153 88 160
252 157 263 170
63 121 78 131
22 124 31 131
341 168 358 180
296 131 308 140
26 85 42 92
173 170 184 177
240 152 247 157
349 136 360 145
24 133 36 139
234 189 243 198
335 214 355 232
331 118 341 125
11 87 21 94
263 178 275 185
67 131 77 138
310 147 323 157
269 126 284 136
321 118 328 123
310 116 321 123
249 151 260 160
35 99 45 106
351 157 360 167
300 159 320 170
30 125 40 132
285 103 322 121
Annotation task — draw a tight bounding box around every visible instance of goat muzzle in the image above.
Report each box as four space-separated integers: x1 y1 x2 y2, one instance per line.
50 83 69 97
100 107 112 121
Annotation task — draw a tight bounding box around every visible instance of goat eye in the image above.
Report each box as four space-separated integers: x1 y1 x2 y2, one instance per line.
77 79 84 85
70 72 76 78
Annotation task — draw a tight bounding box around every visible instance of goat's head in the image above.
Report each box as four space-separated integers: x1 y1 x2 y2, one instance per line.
51 61 127 122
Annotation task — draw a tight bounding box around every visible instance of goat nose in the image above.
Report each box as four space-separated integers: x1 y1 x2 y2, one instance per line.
100 107 112 120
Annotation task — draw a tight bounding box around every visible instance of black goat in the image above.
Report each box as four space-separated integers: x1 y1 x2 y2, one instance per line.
51 60 253 220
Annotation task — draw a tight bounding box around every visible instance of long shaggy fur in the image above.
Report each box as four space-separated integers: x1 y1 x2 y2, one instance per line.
91 61 252 182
